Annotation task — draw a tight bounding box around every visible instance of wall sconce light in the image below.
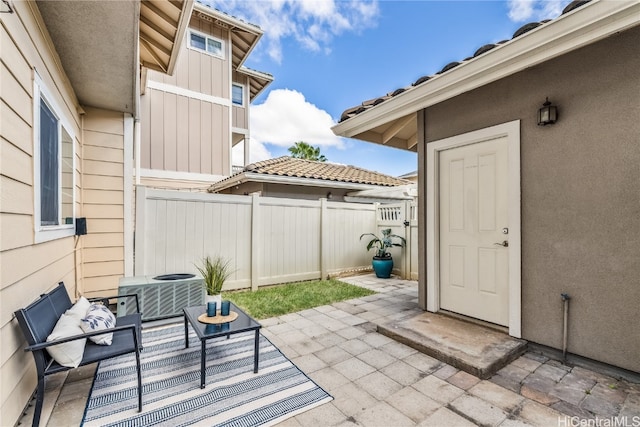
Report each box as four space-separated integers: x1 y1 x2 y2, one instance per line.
326 192 332 200
1 0 14 13
537 97 558 126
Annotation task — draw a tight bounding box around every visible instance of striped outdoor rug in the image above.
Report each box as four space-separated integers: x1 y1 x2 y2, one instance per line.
82 324 332 426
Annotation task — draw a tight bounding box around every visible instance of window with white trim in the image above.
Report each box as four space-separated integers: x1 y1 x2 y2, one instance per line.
189 30 224 58
33 73 75 243
232 84 244 106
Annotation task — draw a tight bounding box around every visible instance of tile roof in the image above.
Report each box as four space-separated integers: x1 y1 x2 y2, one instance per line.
213 156 411 189
338 0 591 123
195 1 262 31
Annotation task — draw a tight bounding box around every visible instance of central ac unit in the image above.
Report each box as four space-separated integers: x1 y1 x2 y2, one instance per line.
117 274 204 321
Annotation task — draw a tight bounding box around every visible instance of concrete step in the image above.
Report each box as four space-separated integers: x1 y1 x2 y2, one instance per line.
378 312 527 379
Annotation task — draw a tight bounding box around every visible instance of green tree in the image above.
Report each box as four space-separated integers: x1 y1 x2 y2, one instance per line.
288 141 327 162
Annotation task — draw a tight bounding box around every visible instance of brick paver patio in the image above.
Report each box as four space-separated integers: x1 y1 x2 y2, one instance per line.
27 274 640 426
266 274 640 426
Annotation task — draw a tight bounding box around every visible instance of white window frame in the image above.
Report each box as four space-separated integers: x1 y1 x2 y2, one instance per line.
33 72 76 243
232 83 245 106
188 29 224 59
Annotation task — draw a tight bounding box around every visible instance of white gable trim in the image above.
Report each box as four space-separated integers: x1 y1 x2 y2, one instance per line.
333 1 640 138
146 80 230 107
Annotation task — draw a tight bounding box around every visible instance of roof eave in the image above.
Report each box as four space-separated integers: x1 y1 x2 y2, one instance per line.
209 173 396 193
167 0 195 75
193 2 263 36
35 0 140 114
332 0 640 143
193 2 263 69
239 67 274 101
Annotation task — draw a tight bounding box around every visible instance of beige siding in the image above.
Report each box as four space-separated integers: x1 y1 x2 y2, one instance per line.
0 2 83 424
140 88 231 176
232 72 248 129
423 27 640 372
232 104 247 129
139 13 232 180
148 15 229 95
81 108 125 298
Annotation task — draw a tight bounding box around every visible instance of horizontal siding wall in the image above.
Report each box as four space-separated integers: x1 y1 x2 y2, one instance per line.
0 2 82 425
81 108 125 298
134 188 408 289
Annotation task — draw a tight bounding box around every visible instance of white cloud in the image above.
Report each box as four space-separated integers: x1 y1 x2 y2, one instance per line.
252 88 344 148
232 88 344 165
232 141 272 166
206 0 379 63
507 0 567 22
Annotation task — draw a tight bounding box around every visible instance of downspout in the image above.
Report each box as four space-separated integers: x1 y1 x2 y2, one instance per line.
244 76 250 167
135 119 141 186
561 293 570 361
124 116 135 277
227 27 233 176
75 110 86 299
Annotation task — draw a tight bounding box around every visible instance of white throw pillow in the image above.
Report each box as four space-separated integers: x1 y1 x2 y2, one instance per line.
80 304 116 345
46 313 86 368
66 296 91 320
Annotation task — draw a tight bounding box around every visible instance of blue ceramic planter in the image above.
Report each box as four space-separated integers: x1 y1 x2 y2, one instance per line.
372 257 393 278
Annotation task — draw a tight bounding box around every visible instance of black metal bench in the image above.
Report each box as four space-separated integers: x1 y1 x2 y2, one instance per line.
14 282 143 427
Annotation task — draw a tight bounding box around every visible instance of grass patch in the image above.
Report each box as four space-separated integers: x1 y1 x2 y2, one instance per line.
222 279 375 319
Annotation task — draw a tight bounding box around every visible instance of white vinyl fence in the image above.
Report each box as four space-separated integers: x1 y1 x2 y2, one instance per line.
134 186 417 291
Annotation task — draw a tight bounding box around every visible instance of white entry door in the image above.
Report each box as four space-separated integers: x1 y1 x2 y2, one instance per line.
439 136 509 326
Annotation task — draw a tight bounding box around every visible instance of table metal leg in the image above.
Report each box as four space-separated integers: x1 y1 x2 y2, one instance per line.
201 340 206 389
254 329 260 373
184 315 189 348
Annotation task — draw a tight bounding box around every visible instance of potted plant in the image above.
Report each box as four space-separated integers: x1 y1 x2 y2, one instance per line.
195 255 232 306
360 228 406 278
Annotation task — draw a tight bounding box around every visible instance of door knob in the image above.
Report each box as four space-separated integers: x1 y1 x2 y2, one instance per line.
494 240 509 247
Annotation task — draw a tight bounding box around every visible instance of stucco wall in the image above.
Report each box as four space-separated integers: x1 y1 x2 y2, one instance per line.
423 27 640 372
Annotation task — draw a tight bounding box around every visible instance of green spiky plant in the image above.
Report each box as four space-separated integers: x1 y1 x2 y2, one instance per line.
195 255 233 295
360 228 406 259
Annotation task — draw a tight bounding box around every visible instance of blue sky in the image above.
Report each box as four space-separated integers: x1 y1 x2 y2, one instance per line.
210 0 571 177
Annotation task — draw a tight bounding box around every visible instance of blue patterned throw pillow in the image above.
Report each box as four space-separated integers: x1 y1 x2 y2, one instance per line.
80 304 116 345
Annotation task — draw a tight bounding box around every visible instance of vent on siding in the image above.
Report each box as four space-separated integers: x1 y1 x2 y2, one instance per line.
117 275 205 321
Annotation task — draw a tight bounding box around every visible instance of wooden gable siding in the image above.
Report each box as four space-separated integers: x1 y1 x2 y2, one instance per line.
140 13 231 180
0 3 82 424
150 15 229 98
232 71 248 130
140 89 230 176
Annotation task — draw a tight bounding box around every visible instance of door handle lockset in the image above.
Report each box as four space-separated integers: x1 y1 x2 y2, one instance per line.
494 240 509 247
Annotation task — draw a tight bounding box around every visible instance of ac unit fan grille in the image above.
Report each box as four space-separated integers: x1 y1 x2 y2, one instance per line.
118 278 204 321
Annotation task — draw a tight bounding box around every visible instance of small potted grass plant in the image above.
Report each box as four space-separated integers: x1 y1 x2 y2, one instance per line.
360 228 406 278
196 255 232 306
